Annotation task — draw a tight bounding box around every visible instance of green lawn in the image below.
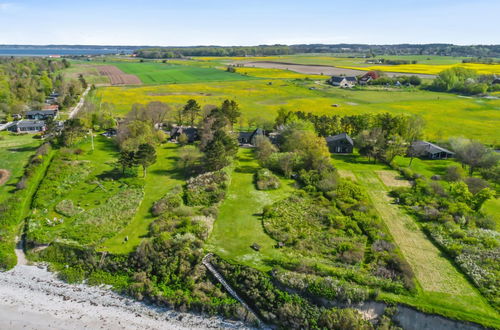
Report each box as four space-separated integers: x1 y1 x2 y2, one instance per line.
113 62 257 85
482 198 500 230
393 156 457 179
0 133 41 202
100 143 183 253
333 154 500 327
206 148 295 270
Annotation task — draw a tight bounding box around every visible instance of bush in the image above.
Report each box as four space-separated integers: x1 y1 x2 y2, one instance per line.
255 169 280 190
444 165 464 182
185 171 228 206
151 185 183 216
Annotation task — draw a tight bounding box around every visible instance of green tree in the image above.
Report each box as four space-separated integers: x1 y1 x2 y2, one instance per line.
182 99 201 127
220 99 241 127
118 150 137 175
135 144 157 177
204 138 230 171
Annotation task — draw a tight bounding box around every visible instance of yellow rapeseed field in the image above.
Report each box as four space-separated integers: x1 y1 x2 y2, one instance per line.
339 63 500 75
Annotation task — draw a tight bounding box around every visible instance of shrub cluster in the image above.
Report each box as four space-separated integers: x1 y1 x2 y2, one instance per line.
255 168 281 190
391 178 499 308
185 170 228 206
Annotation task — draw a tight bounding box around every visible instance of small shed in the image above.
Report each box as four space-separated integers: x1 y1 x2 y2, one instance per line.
326 133 354 154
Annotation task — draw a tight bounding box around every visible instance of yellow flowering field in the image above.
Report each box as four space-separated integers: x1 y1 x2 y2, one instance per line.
339 63 500 75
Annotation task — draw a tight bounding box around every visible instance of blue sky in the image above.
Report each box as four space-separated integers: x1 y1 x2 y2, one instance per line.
0 0 498 45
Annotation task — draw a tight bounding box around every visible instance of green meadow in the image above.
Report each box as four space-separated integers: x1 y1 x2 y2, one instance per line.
97 79 500 144
113 61 256 85
0 133 41 202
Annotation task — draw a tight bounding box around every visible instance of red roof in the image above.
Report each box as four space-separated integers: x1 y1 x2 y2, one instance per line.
42 104 59 111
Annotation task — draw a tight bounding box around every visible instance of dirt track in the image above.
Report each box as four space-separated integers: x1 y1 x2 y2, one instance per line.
0 169 11 186
241 61 435 78
98 66 142 85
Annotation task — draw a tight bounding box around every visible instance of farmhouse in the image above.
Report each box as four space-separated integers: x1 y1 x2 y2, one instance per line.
238 128 264 146
359 71 380 85
325 133 354 154
25 109 58 120
8 120 46 133
170 126 199 143
328 76 357 88
410 141 455 159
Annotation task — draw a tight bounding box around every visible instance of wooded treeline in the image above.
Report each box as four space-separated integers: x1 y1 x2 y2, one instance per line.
135 44 500 58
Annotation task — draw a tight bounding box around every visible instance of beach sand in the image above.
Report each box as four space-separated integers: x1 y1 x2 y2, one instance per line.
0 264 249 330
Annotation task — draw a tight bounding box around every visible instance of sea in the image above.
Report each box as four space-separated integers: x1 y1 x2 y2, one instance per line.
0 47 135 57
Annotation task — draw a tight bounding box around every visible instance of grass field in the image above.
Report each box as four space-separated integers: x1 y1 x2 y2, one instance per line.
112 62 257 85
482 198 500 230
206 148 296 270
0 133 40 202
97 80 500 144
333 154 500 326
100 143 183 253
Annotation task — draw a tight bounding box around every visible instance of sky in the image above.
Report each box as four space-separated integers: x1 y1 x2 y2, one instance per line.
0 0 499 46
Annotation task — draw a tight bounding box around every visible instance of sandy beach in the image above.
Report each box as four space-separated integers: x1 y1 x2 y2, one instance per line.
0 264 249 330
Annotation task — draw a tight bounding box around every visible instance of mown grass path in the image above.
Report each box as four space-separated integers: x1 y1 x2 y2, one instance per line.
100 143 182 254
333 155 499 326
206 148 295 270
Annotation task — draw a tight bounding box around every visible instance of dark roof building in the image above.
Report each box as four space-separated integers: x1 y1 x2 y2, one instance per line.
410 141 455 159
326 133 354 154
25 109 58 120
328 76 357 88
238 128 264 146
8 120 46 133
170 126 199 143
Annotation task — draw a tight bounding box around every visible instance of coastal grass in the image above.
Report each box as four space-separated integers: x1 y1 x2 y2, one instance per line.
0 133 41 202
96 80 500 144
206 148 296 270
100 143 184 254
332 153 500 327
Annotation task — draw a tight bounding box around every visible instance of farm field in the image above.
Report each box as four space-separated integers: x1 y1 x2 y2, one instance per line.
339 63 500 75
96 79 500 144
206 148 296 270
98 65 142 85
100 143 183 254
113 62 257 85
332 154 500 327
0 133 41 203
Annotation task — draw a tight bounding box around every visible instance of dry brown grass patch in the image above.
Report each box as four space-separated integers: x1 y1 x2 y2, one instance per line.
375 170 411 187
0 169 11 186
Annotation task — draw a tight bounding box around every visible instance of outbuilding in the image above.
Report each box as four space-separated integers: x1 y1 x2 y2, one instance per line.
326 133 354 154
328 76 357 88
410 141 455 159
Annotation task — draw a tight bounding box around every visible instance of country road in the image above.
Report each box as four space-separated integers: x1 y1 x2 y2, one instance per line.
68 86 91 119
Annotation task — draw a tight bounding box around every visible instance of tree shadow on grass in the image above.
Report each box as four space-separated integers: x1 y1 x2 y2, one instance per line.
149 168 184 180
235 165 257 174
8 145 39 152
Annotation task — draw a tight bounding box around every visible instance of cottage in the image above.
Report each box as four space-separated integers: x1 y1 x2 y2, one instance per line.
328 76 357 88
325 133 354 154
170 126 199 143
238 128 264 146
410 141 454 159
25 109 58 120
8 120 46 133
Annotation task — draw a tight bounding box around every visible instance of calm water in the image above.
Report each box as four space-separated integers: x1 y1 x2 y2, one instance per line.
0 47 134 57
